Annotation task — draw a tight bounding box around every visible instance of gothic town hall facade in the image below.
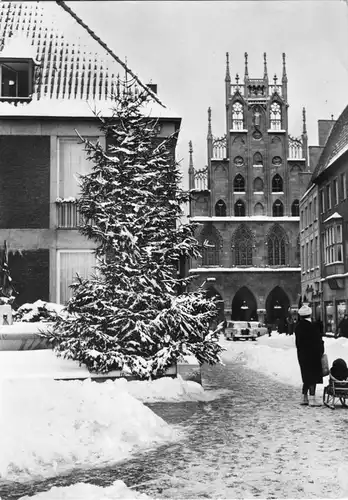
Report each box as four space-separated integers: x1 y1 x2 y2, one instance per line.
188 53 312 325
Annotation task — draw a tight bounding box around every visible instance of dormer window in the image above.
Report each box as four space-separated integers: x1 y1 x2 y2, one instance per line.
0 59 33 100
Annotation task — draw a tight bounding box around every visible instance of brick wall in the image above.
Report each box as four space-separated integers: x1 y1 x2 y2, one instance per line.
0 136 50 228
9 249 49 307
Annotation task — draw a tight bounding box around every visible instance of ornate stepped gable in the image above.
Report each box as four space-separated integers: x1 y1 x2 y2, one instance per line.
0 2 166 115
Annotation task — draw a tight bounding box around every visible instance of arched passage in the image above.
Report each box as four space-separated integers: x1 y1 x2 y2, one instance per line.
265 286 290 331
231 286 257 321
205 286 225 325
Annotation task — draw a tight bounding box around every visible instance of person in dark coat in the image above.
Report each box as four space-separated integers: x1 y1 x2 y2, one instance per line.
295 304 324 406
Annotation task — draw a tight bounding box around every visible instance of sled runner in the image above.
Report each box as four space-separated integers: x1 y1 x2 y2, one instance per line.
323 377 348 409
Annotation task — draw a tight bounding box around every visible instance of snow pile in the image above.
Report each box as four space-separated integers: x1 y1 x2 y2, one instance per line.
221 333 348 391
13 300 67 323
114 374 224 402
18 480 151 500
0 377 178 481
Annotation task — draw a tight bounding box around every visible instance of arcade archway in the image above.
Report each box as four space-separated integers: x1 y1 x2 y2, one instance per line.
265 286 290 330
231 287 257 321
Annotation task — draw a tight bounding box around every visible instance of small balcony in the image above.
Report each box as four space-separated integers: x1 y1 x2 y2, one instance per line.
56 200 83 229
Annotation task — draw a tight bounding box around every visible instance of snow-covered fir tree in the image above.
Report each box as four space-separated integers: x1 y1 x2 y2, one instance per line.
50 80 224 379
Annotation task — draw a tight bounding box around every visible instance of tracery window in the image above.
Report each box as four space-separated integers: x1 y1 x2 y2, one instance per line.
254 202 264 215
267 225 287 265
253 177 264 192
232 102 244 130
272 174 283 192
291 199 300 216
234 174 245 192
270 102 281 130
215 199 227 216
234 199 246 216
273 199 284 217
253 152 263 166
200 224 222 266
233 225 254 266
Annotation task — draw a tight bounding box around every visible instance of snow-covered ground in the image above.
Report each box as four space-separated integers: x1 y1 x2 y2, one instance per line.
4 331 348 500
220 331 348 397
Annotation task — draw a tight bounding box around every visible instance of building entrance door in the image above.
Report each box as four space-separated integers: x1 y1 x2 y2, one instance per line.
231 286 257 321
265 286 290 332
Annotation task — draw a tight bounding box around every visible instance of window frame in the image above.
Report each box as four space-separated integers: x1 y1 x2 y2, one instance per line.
0 58 33 100
56 249 96 304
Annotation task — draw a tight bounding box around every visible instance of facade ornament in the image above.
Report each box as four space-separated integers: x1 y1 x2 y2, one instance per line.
225 52 231 81
244 52 249 80
282 53 287 82
302 107 307 135
207 107 212 138
263 52 268 79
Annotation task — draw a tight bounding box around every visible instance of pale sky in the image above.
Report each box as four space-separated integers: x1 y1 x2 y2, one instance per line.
69 1 348 187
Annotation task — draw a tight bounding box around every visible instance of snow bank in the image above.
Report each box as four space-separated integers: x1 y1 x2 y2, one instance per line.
0 377 178 481
18 480 150 500
221 332 348 393
14 300 66 322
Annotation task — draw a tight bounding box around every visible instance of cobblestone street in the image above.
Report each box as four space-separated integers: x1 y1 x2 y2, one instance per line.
3 351 348 499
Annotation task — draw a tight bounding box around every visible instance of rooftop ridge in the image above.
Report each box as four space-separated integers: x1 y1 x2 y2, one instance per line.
56 0 164 107
0 1 166 112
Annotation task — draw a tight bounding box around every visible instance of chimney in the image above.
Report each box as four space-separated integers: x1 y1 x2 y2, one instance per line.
318 119 336 147
147 83 157 94
308 145 324 172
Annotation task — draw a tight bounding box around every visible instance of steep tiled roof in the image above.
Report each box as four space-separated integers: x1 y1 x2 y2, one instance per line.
0 1 174 118
311 104 348 182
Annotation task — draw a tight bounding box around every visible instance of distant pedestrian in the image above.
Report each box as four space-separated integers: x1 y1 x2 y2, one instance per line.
338 314 348 339
287 315 294 336
295 304 325 407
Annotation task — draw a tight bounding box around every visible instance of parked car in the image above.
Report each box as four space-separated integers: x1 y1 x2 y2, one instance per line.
249 321 268 337
224 321 257 341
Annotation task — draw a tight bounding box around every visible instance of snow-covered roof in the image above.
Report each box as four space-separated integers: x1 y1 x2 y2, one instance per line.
311 105 348 182
323 212 342 223
0 2 179 119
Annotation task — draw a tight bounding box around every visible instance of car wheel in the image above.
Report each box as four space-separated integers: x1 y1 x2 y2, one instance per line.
233 338 237 342
252 338 256 341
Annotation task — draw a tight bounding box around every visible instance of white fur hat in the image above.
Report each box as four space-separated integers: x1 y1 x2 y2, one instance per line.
298 304 312 317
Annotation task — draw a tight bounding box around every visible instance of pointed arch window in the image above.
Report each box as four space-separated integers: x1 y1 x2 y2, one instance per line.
215 199 227 216
291 199 299 216
253 152 263 166
254 202 264 215
234 199 246 216
272 174 283 192
200 224 222 266
234 174 245 192
233 225 254 266
270 102 281 130
232 102 244 130
253 177 264 192
267 225 287 265
273 199 284 217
